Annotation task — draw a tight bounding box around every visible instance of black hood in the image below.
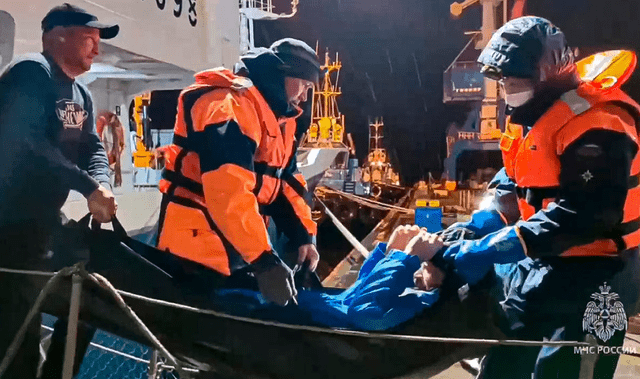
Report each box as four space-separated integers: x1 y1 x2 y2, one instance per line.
234 48 299 119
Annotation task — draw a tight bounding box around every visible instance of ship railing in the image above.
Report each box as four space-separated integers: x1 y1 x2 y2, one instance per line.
239 0 274 12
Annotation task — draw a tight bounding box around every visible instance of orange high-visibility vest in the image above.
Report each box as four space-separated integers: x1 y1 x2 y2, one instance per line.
157 69 316 275
500 83 640 256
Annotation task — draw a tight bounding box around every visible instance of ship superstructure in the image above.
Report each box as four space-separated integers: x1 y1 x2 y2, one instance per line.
361 118 401 197
297 49 358 194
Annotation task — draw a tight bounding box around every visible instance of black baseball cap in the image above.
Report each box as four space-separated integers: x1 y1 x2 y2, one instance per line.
42 3 119 40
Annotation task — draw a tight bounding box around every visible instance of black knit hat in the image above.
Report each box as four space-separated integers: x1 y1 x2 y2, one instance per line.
270 38 322 83
42 3 119 39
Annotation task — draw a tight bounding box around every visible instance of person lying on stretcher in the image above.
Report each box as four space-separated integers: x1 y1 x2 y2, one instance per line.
215 172 513 332
215 223 471 331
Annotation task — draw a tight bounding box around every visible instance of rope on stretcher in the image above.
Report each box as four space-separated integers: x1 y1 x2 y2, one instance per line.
316 187 415 213
0 266 598 350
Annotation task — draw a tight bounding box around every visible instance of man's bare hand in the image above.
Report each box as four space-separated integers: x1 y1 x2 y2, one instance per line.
414 262 446 291
87 185 117 223
405 230 445 262
387 225 424 253
297 243 320 272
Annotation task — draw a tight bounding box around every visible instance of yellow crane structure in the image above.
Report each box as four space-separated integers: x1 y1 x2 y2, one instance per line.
449 0 511 140
304 49 347 148
131 93 155 168
442 0 512 181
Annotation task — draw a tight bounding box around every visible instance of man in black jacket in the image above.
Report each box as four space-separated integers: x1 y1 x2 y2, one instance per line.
0 4 119 378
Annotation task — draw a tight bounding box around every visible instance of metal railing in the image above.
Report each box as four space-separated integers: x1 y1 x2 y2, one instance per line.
239 0 274 12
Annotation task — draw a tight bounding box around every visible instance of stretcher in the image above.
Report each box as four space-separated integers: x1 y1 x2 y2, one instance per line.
33 216 502 379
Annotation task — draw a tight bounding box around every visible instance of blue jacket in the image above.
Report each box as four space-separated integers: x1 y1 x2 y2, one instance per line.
216 243 439 331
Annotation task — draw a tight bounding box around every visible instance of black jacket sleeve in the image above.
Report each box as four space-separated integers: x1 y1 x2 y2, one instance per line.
262 145 314 250
262 192 315 249
77 87 111 190
516 129 637 257
0 61 100 197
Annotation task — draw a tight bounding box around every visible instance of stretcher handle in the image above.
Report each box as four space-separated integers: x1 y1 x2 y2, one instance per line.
84 213 128 239
293 260 323 290
84 213 174 279
109 216 128 239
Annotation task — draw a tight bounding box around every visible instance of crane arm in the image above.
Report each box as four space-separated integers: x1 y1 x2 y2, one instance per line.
450 0 480 17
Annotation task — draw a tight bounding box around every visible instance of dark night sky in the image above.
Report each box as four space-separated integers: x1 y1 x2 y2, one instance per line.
256 0 640 184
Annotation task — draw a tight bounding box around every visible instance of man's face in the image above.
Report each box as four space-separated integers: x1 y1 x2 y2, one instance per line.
284 77 314 107
61 26 101 74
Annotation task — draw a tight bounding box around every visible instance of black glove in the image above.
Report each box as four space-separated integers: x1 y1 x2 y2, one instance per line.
251 252 297 306
437 226 477 243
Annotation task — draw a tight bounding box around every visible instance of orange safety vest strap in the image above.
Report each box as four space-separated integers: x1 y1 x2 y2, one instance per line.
161 135 206 195
283 173 308 199
623 229 640 251
162 169 204 196
254 162 307 198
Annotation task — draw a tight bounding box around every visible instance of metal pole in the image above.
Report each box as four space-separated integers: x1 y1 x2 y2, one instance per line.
479 0 495 49
248 18 255 50
503 0 507 24
315 195 371 258
61 274 83 379
148 350 159 379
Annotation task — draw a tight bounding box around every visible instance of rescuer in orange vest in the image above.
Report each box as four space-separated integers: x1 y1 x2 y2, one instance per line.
156 38 321 306
409 16 640 379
